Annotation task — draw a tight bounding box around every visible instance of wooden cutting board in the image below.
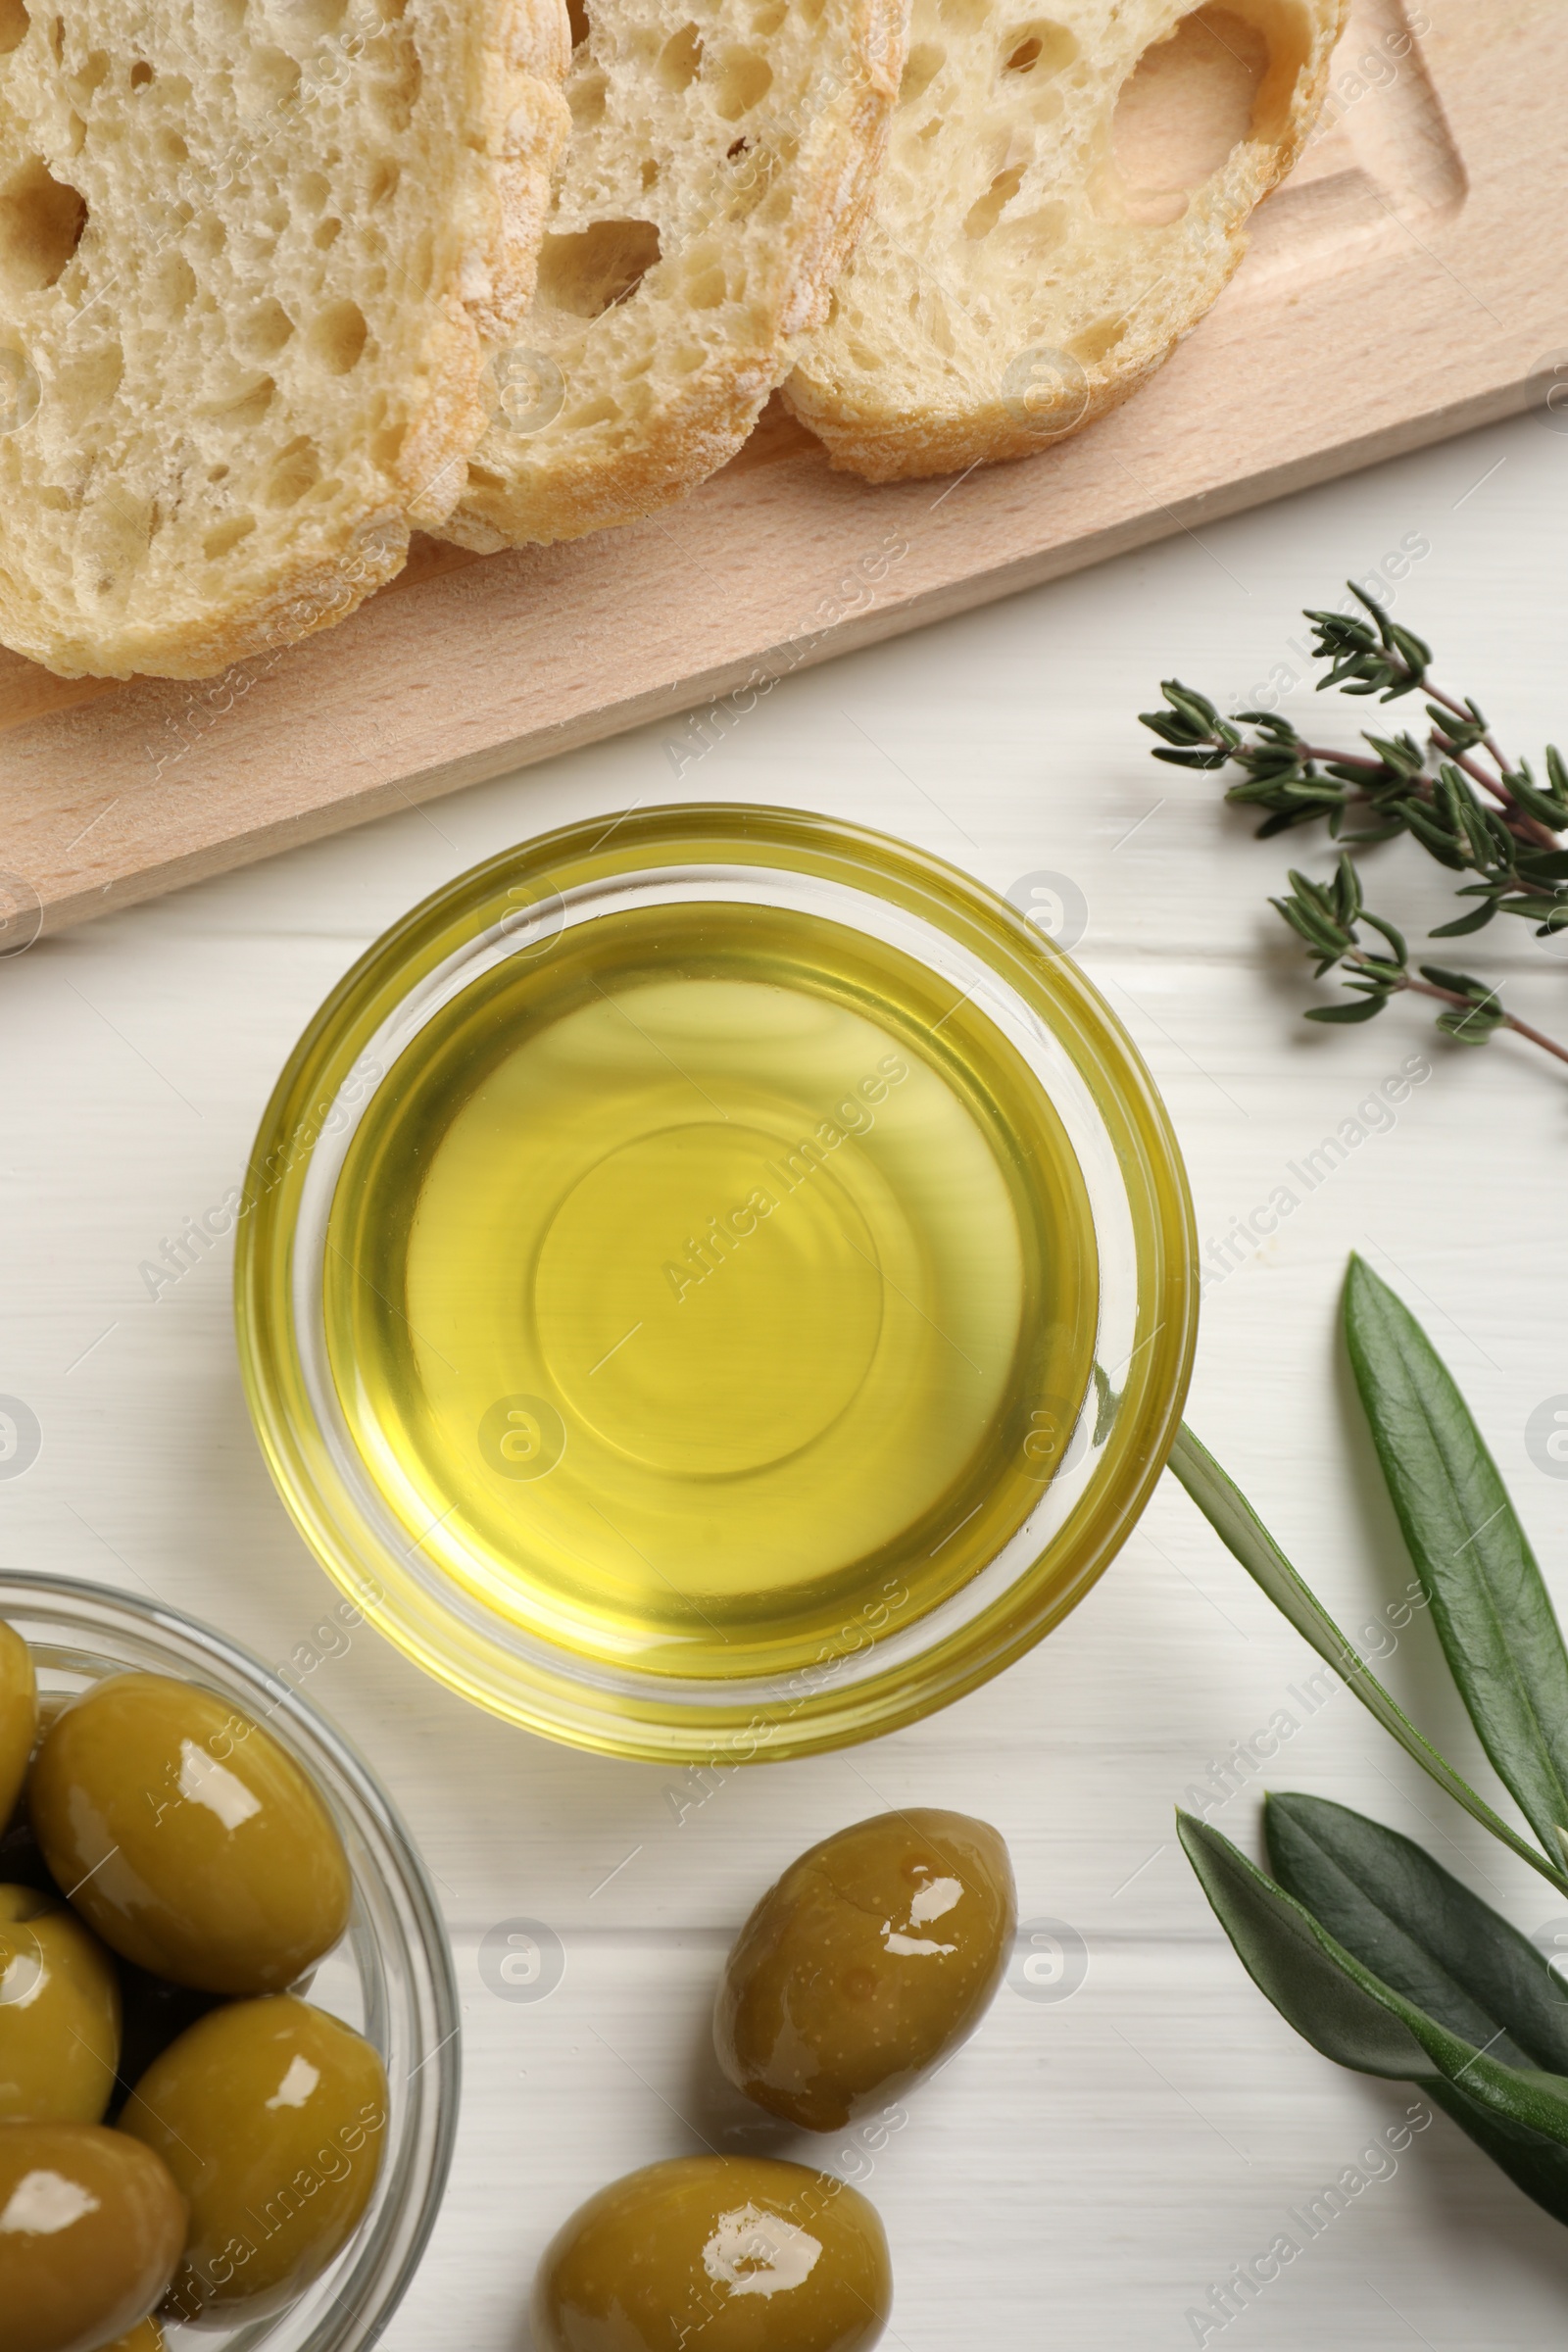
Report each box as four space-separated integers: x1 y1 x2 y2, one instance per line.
3 0 1561 945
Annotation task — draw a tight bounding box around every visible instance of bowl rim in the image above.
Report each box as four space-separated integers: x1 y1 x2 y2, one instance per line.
0 1568 461 2352
234 802 1199 1763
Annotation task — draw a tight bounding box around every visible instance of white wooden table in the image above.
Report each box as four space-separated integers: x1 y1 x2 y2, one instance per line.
4 406 1567 2350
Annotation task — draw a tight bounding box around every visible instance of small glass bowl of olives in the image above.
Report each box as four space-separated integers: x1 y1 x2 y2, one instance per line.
0 1572 459 2352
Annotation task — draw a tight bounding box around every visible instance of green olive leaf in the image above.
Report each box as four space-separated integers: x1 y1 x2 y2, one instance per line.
1264 1792 1568 2071
1177 1813 1568 2145
1177 1809 1430 2079
1345 1256 1568 1867
1166 1426 1567 1894
1426 2080 1568 2226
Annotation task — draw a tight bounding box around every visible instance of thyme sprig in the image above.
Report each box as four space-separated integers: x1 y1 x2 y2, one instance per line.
1272 854 1568 1066
1140 585 1568 1066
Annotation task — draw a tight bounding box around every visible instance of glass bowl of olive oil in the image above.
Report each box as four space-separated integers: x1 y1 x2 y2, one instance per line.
235 806 1196 1762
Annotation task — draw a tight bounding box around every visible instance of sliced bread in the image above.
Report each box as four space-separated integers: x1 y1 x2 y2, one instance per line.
784 0 1348 481
441 0 906 553
0 0 570 679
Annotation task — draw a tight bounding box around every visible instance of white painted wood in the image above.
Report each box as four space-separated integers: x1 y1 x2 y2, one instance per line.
3 406 1567 2348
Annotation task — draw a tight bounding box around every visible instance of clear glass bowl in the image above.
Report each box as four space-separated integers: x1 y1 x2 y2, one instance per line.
0 1572 459 2352
235 805 1198 1764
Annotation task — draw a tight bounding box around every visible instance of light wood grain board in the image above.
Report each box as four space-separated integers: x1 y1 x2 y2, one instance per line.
3 0 1562 942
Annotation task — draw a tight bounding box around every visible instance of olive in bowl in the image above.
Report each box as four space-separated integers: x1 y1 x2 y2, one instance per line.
0 1619 37 1827
714 1809 1016 2132
120 1992 389 2323
0 1886 121 2124
0 2119 186 2352
533 2155 891 2351
29 1672 352 1995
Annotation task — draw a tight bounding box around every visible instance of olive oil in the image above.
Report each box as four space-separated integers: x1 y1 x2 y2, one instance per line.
322 899 1099 1680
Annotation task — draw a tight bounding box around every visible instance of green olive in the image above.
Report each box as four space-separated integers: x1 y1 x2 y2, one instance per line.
0 2119 186 2352
119 1993 388 2323
533 2156 892 2352
0 1622 37 1830
714 1809 1016 2132
0 1886 121 2124
2 1704 66 1906
29 1674 352 1994
101 2324 165 2352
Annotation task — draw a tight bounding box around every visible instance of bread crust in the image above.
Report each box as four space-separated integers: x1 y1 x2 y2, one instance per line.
0 0 569 680
784 0 1350 483
444 0 906 553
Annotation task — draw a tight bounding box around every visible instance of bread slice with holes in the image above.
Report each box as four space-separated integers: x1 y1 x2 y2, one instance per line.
0 0 569 680
783 0 1348 481
440 0 906 552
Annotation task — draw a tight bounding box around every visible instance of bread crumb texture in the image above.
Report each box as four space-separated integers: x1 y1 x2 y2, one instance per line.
0 0 569 678
446 0 906 552
785 0 1349 480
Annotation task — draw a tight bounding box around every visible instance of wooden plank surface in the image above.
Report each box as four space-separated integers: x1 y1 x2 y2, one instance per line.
5 403 1565 2349
3 0 1563 941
